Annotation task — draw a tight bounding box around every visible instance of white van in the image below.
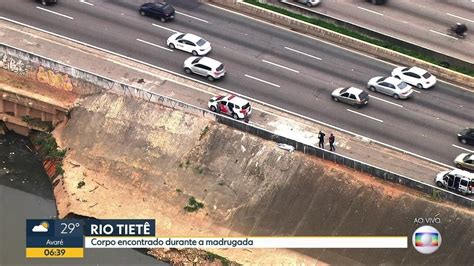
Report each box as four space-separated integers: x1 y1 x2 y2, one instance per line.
435 169 474 195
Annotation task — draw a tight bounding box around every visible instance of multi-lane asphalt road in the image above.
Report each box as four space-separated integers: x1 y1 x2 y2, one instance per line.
282 0 474 63
0 0 473 168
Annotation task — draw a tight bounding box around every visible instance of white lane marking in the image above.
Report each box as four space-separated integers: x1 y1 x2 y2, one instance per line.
0 16 456 171
370 95 404 108
152 23 178 33
175 11 209 23
452 144 474 153
206 3 472 92
262 59 300 73
413 89 420 93
136 39 173 51
430 30 459 40
36 7 74 20
346 109 384 123
79 0 94 6
446 13 474 23
357 6 384 16
284 46 322 60
244 74 280 87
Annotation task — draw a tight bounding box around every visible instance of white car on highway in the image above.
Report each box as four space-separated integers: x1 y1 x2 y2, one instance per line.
367 76 414 99
391 66 436 89
167 33 211 56
184 56 225 81
208 95 251 120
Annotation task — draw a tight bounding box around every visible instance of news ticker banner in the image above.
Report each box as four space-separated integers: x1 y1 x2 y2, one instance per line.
26 219 442 258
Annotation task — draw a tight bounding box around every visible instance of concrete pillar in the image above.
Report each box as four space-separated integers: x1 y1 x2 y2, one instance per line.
0 99 3 113
13 103 18 116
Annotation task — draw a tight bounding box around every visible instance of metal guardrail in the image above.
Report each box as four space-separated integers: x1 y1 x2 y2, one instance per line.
1 43 472 209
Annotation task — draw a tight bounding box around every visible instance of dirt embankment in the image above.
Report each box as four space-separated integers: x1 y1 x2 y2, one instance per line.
54 93 473 265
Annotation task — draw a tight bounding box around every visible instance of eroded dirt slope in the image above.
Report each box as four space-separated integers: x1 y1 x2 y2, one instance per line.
55 93 473 265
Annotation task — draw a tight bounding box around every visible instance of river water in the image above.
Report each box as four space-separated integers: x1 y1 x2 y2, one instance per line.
0 133 166 265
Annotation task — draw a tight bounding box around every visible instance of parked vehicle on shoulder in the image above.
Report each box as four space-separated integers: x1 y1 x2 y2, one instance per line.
139 2 175 22
208 95 251 120
367 76 413 99
435 169 474 195
184 56 225 81
454 153 474 171
36 0 57 6
458 128 474 145
167 33 211 56
391 66 436 89
331 87 369 107
295 0 321 7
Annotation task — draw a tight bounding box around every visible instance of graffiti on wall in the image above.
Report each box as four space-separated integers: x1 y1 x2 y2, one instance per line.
0 53 27 75
36 66 75 91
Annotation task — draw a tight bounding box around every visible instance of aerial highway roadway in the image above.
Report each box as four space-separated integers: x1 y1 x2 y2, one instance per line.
285 0 474 63
0 0 472 168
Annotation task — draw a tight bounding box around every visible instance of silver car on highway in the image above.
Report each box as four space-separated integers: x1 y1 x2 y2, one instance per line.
367 76 414 100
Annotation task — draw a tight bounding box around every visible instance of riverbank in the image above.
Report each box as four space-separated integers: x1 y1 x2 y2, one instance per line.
0 133 167 265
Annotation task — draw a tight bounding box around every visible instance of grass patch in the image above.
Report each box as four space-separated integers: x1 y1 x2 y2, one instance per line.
184 196 204 212
199 125 210 141
244 0 473 76
32 132 67 177
206 252 235 266
22 115 53 132
194 165 204 174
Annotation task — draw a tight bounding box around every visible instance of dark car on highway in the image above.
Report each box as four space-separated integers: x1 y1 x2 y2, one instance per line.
458 128 474 145
35 0 57 5
367 0 387 4
139 2 175 22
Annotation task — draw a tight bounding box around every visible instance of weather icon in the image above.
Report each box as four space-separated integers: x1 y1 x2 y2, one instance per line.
32 221 49 232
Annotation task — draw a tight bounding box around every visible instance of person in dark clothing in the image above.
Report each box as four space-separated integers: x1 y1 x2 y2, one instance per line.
318 131 325 149
329 133 335 151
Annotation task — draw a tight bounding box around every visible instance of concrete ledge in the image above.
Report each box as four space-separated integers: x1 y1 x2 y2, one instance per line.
207 0 474 90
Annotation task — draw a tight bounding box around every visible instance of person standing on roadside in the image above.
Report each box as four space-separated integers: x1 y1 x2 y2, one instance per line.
329 133 336 151
318 131 325 149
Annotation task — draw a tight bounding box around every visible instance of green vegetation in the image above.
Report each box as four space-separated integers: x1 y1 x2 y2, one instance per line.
176 188 182 193
199 125 210 141
33 132 67 177
184 196 204 212
244 0 473 76
77 181 85 189
194 165 204 174
22 115 53 132
206 251 235 266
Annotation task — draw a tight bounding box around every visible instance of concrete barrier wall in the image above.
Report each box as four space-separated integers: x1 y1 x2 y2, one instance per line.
207 0 474 90
1 43 472 209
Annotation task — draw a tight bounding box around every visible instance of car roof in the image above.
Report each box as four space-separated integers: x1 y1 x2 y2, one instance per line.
407 66 427 75
183 33 202 43
223 95 249 106
345 87 364 95
449 169 474 178
198 57 222 68
466 153 474 160
383 76 402 84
